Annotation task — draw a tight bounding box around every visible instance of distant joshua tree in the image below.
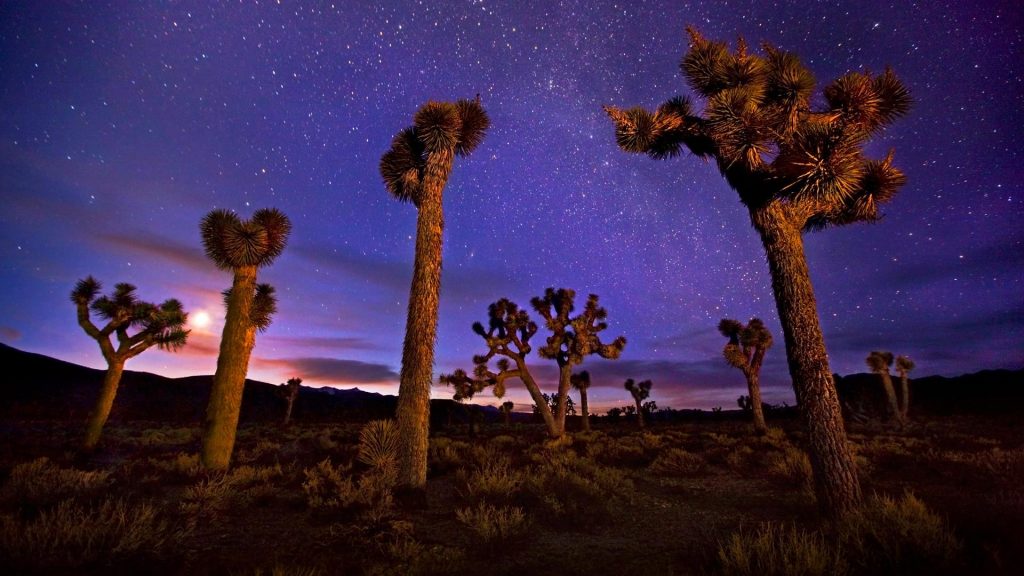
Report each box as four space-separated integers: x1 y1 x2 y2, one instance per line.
282 376 302 426
199 208 290 471
866 350 901 425
571 370 593 432
624 379 653 428
71 277 189 451
531 289 626 435
719 318 774 434
380 97 489 490
500 400 515 427
605 27 911 518
895 355 915 421
442 291 624 438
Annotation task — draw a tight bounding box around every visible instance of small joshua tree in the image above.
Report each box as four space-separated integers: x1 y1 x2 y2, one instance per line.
605 27 911 518
866 350 901 425
200 208 290 471
719 318 774 434
499 400 515 427
895 355 915 421
531 288 626 435
381 97 490 489
281 377 302 426
72 277 189 451
571 370 593 432
624 379 653 428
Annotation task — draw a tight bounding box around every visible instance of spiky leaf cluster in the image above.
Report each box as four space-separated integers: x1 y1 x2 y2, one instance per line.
201 208 292 270
71 276 190 356
718 317 773 372
624 378 653 402
380 97 490 206
531 288 626 367
222 283 278 332
865 350 894 373
895 355 915 375
605 27 911 229
570 370 591 391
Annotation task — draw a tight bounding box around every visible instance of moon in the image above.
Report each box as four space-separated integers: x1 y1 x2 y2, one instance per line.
190 310 211 329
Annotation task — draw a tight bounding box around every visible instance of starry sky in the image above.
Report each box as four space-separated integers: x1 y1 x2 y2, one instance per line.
1 1 1021 412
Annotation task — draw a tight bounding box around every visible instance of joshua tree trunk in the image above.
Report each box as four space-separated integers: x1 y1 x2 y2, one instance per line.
517 359 559 437
283 395 296 426
898 375 910 420
554 364 572 435
202 265 257 471
634 399 645 428
752 204 862 518
82 359 125 452
580 388 591 432
746 370 768 435
395 149 453 489
878 371 901 424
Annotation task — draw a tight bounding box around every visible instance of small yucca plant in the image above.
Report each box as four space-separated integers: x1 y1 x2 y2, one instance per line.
358 419 400 473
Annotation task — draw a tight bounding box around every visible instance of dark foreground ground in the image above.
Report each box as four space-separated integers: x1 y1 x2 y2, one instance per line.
0 414 1020 575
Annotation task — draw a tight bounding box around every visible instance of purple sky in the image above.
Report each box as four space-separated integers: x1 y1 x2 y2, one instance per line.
1 1 1021 412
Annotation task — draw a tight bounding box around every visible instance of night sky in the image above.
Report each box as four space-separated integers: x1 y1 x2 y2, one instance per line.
1 1 1021 412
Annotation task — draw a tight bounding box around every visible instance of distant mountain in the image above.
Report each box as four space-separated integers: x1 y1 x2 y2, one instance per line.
835 368 1024 418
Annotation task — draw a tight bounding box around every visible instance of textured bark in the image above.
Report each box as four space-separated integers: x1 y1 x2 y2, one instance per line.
580 387 591 432
395 148 453 488
554 364 572 435
283 395 296 426
82 360 125 451
878 371 902 424
201 265 258 471
752 203 862 518
746 371 768 434
517 358 559 437
634 399 645 428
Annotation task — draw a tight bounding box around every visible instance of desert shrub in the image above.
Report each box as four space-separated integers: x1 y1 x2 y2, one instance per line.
649 448 707 477
248 566 324 576
456 455 524 504
143 452 203 481
716 522 846 576
359 420 399 472
0 457 111 512
455 503 528 545
429 438 472 475
587 437 650 468
766 445 814 494
723 445 756 472
839 492 962 575
301 458 394 519
524 449 632 527
372 536 466 576
235 440 284 465
0 497 186 571
487 434 518 451
133 426 196 447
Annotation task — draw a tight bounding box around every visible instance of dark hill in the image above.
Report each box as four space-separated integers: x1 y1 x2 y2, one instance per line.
835 368 1024 419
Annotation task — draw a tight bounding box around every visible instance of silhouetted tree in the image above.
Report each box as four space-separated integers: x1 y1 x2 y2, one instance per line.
282 376 302 426
605 27 910 517
895 355 915 421
866 350 901 425
719 318 774 434
571 370 593 432
531 288 626 434
607 407 623 421
624 379 653 428
381 97 489 489
71 277 189 451
500 400 515 427
199 208 290 471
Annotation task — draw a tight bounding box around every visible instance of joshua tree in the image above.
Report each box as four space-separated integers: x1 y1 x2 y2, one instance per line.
380 97 490 489
281 376 302 426
571 370 593 432
531 288 626 434
866 350 901 424
499 400 515 427
624 379 653 428
71 277 189 451
605 27 910 518
895 355 915 420
719 318 774 434
199 208 290 471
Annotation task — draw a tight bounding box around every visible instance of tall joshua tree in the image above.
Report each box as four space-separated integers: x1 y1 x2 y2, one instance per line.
72 277 189 451
605 27 910 518
531 288 626 435
282 376 302 426
895 355 915 421
866 350 901 424
719 318 774 434
200 208 290 471
571 370 593 432
624 379 653 428
380 97 489 489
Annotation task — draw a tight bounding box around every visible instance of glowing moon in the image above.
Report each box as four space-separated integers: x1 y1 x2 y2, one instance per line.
190 310 211 329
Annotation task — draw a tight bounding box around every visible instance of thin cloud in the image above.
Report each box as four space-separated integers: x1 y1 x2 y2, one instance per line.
96 231 208 272
252 356 399 384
